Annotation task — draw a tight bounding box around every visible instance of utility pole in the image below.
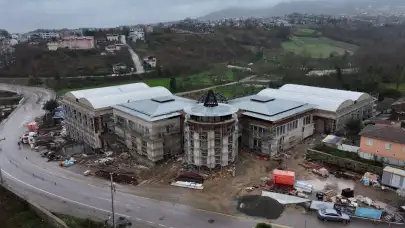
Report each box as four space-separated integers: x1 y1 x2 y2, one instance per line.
110 173 116 228
0 137 5 185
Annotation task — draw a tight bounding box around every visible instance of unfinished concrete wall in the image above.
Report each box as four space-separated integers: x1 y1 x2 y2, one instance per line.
113 109 182 162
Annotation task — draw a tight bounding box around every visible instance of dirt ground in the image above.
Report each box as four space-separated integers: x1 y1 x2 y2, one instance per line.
131 138 404 214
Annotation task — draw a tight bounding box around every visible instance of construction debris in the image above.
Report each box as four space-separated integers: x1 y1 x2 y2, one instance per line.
236 195 284 219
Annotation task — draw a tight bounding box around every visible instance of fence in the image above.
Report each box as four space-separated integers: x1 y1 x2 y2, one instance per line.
306 148 383 174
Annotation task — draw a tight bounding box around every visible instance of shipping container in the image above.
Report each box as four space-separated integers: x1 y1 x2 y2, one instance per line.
382 166 405 189
273 169 295 186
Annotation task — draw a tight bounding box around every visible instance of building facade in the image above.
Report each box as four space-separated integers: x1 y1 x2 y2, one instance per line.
61 83 151 149
258 84 376 133
230 95 315 156
61 83 377 165
183 91 239 169
60 36 95 49
38 31 60 39
112 96 195 162
359 125 405 167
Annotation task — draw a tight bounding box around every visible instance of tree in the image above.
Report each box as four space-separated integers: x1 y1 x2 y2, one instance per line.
345 119 364 135
255 223 272 228
169 77 177 92
43 99 59 113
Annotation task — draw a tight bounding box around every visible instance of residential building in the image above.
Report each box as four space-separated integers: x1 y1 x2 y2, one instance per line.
47 42 59 51
112 95 195 162
38 31 60 39
391 97 405 121
229 95 315 156
60 36 95 50
359 124 405 166
129 28 145 42
106 34 120 42
105 44 121 52
143 56 156 68
145 25 154 33
258 84 376 133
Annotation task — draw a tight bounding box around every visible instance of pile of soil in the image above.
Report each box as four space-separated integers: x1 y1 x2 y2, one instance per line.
236 195 284 219
95 169 138 185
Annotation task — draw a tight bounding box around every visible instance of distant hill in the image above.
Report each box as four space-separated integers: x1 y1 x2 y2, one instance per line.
199 0 405 20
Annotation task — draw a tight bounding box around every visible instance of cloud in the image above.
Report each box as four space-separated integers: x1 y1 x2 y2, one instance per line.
0 0 281 32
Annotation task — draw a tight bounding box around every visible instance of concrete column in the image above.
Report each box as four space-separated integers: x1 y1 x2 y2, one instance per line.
208 130 215 168
193 131 200 166
222 135 229 166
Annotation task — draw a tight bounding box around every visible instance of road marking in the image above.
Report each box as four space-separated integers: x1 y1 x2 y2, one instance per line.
2 170 128 218
125 193 290 228
158 224 165 227
147 221 154 224
135 218 142 221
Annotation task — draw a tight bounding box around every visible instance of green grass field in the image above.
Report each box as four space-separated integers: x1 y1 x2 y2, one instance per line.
56 66 242 96
383 83 405 93
295 28 320 36
282 36 358 58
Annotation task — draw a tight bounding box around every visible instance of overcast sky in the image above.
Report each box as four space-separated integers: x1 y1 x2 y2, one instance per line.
0 0 284 33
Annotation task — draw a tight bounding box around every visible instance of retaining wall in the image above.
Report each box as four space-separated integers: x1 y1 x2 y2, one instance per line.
1 185 68 228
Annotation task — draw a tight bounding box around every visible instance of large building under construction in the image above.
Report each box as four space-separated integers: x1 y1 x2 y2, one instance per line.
62 83 376 167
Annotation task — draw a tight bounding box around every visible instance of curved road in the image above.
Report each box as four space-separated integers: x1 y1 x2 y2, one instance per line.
0 84 402 228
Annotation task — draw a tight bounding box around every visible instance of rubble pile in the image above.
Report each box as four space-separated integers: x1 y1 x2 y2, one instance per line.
95 169 138 185
237 195 284 219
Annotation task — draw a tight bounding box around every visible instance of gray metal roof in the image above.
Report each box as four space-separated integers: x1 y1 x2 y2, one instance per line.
184 103 238 117
113 95 196 122
229 95 316 122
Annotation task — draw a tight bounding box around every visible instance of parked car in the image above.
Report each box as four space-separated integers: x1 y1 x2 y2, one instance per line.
317 208 350 224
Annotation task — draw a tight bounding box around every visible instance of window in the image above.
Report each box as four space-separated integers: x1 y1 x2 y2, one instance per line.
366 139 373 146
385 143 392 150
303 116 311 125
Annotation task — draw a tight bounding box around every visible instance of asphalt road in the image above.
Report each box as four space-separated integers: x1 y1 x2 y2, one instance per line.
0 84 402 228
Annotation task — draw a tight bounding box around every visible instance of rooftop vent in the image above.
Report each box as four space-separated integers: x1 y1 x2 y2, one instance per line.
151 96 175 103
250 95 275 103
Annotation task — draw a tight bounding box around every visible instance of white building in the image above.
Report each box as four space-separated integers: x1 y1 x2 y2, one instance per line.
106 34 120 42
257 84 377 133
38 31 60 39
129 28 145 42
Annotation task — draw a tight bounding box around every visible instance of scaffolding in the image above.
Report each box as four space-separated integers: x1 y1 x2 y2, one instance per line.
183 116 238 170
114 117 183 162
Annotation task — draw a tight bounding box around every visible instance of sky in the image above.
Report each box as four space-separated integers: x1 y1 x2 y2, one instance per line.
0 0 283 33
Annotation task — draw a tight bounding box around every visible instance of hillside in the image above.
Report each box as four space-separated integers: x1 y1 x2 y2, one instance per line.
0 42 133 78
130 27 289 76
199 0 405 20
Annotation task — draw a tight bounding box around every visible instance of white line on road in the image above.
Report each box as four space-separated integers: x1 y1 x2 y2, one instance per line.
2 170 128 217
135 218 142 221
159 224 165 227
147 221 154 224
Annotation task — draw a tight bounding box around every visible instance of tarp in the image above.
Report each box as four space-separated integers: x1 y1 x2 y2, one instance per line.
310 201 334 210
294 181 313 193
261 191 310 205
322 135 342 144
354 207 383 220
